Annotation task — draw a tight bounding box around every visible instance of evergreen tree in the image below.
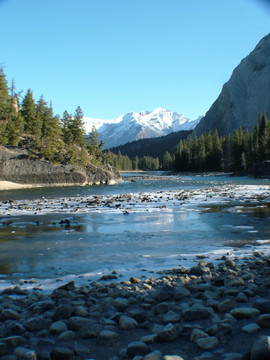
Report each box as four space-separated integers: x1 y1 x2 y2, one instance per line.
21 89 39 137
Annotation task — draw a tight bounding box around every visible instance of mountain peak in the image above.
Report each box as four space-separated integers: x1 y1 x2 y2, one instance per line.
84 109 201 149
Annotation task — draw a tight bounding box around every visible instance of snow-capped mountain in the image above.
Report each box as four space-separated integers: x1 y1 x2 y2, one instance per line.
84 108 202 149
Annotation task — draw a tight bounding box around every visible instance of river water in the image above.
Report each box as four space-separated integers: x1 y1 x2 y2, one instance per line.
0 172 270 290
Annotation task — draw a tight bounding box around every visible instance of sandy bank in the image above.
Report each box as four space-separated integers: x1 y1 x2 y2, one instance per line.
0 181 34 190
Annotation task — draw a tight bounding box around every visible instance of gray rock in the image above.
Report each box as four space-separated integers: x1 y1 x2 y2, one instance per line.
195 33 270 136
51 347 73 360
49 321 68 335
52 304 73 321
143 350 162 360
153 302 170 315
1 309 20 321
154 284 174 301
160 310 180 324
250 335 270 360
182 304 211 321
127 341 149 358
254 299 270 313
98 330 118 343
241 323 261 334
230 307 260 319
173 286 190 300
155 323 178 342
0 145 121 186
218 299 236 313
119 315 138 329
195 336 218 350
58 330 75 341
190 328 209 342
113 297 129 311
256 313 270 328
162 356 185 360
67 316 92 331
14 347 37 360
236 292 248 302
24 316 49 331
0 336 23 347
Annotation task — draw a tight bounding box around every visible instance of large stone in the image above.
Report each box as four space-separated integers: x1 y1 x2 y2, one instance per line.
173 286 190 300
163 356 185 360
113 297 129 311
256 314 270 328
127 341 149 358
230 307 260 319
155 323 178 342
160 310 180 324
190 328 208 342
250 335 270 360
58 330 75 341
143 350 162 360
97 330 118 343
51 347 73 360
49 321 68 335
254 299 270 314
119 315 138 330
1 309 20 321
241 323 261 334
153 302 170 315
14 347 37 360
154 284 174 301
67 316 92 331
195 336 218 350
23 316 48 332
182 304 211 321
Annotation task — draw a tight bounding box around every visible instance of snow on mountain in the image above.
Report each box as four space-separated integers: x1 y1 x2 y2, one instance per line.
84 108 202 149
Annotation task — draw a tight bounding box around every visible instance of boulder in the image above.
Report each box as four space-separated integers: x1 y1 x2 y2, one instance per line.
250 335 270 360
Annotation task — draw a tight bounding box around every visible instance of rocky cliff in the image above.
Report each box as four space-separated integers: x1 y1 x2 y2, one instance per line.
0 146 121 186
195 33 270 136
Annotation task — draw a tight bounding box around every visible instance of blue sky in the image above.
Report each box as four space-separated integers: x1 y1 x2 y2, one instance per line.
0 0 269 120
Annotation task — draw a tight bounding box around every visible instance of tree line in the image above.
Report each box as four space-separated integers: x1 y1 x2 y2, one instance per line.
104 114 270 173
0 68 101 167
173 113 270 173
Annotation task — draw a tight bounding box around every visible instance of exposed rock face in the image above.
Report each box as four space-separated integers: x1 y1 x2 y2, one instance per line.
195 33 270 136
0 146 121 186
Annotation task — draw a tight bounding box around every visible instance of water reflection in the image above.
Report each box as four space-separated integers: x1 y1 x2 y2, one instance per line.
0 199 269 280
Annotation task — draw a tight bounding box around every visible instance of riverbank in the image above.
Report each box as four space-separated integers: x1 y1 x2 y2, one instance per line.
0 181 34 190
0 252 270 360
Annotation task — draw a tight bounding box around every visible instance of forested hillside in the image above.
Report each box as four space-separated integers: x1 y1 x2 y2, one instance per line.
0 68 102 167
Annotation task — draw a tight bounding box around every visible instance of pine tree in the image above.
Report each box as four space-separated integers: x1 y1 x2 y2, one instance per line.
21 89 38 136
0 68 10 144
72 106 86 147
88 125 103 166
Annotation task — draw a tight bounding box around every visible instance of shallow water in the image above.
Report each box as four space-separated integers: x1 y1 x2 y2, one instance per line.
0 173 269 288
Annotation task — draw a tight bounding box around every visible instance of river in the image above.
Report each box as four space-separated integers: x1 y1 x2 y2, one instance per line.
0 172 269 290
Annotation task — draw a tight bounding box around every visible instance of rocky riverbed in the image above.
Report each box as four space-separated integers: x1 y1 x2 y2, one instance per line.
1 253 270 360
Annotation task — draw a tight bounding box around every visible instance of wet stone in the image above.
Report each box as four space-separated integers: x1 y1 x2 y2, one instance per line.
241 323 261 334
256 313 270 328
195 336 219 350
250 335 270 360
230 307 260 319
126 341 149 358
51 346 73 360
119 315 138 329
98 330 118 343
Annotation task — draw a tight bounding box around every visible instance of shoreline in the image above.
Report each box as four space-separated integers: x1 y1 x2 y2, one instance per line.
0 252 270 359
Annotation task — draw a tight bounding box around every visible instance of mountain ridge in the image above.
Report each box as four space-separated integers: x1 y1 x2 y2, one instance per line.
84 108 201 149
